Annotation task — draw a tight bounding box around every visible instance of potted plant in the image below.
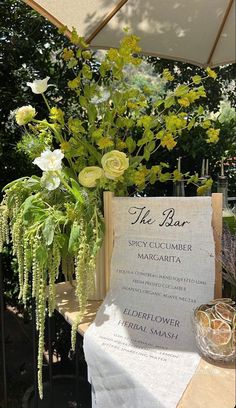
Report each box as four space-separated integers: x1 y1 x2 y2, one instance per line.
0 29 219 398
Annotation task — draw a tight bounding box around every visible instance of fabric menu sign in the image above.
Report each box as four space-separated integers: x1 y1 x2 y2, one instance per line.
84 197 216 408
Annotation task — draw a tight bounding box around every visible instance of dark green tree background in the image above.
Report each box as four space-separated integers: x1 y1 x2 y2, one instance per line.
0 0 71 191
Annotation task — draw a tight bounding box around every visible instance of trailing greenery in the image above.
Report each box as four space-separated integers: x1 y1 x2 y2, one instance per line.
0 175 104 397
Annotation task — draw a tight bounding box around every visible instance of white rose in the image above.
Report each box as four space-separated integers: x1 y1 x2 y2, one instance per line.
27 77 50 94
33 149 64 171
41 171 60 191
101 150 129 180
15 105 36 126
78 166 103 188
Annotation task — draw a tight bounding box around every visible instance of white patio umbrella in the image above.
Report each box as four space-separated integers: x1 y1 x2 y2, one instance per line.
24 0 235 67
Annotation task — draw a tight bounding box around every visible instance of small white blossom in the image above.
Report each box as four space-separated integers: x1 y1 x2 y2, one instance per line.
41 171 61 191
27 77 50 94
15 105 36 125
208 111 220 121
33 149 64 171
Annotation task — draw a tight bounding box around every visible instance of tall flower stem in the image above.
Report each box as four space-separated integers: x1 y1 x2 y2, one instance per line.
56 171 84 203
56 172 74 194
42 93 51 111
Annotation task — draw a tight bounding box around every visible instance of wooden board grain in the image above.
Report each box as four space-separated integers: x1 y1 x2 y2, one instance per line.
211 193 223 298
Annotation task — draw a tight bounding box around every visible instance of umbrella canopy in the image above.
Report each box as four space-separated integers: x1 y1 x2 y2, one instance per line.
24 0 235 67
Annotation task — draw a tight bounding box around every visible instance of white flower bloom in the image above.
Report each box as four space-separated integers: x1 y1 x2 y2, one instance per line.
15 105 36 125
41 171 61 191
27 77 50 94
208 111 220 121
33 149 64 171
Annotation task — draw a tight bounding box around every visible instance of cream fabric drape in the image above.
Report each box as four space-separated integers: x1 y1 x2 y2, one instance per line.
24 0 236 67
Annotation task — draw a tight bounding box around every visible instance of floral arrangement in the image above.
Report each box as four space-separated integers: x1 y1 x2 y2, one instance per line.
0 29 219 397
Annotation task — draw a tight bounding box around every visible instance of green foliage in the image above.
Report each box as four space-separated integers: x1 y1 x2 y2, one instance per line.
142 57 236 196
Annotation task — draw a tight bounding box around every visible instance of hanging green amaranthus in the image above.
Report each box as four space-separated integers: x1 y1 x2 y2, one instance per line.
0 176 103 398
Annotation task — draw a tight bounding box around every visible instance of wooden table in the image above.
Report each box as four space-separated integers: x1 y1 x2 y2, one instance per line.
55 281 236 408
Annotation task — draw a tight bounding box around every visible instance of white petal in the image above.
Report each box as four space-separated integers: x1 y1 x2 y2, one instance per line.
33 149 64 171
33 157 49 171
27 77 50 94
41 172 61 191
53 149 65 160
